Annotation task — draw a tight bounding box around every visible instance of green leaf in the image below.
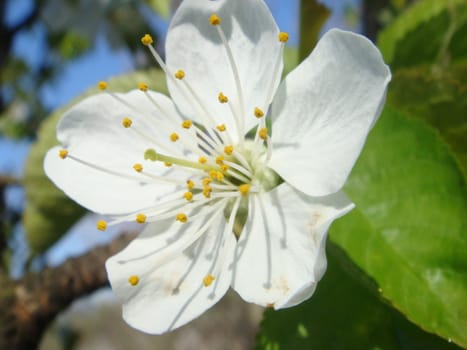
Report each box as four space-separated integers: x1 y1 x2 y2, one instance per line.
23 69 168 256
255 243 461 350
330 107 467 347
387 61 467 179
145 0 170 18
378 0 467 69
299 0 331 62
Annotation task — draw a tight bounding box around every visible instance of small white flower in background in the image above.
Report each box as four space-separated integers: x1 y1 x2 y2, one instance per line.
44 0 390 334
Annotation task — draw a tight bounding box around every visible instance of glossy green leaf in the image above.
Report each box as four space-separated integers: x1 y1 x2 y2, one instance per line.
23 69 168 255
388 61 467 178
378 0 467 68
330 107 467 347
299 0 331 62
256 243 461 350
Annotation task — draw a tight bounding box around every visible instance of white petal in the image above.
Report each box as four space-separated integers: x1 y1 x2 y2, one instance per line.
232 183 354 309
106 213 236 334
44 91 189 215
166 0 282 136
269 29 391 196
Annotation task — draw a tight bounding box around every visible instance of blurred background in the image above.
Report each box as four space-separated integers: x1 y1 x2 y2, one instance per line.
1 0 466 349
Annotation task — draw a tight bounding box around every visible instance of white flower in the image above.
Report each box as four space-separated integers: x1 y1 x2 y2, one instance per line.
44 0 390 334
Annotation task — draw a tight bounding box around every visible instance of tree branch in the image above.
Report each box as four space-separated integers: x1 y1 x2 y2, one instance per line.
0 232 136 350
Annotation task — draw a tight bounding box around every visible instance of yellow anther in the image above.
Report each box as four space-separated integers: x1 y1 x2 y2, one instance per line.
139 82 148 91
198 156 207 164
164 162 173 167
96 220 107 231
175 69 185 80
239 184 251 196
254 107 265 118
209 14 221 26
278 32 289 43
220 164 229 171
209 170 224 181
133 163 143 172
259 127 268 140
218 92 228 103
203 274 215 287
203 186 212 198
97 81 107 90
141 34 153 46
224 145 234 155
176 213 188 223
182 120 193 129
216 155 225 165
136 213 147 224
186 179 195 190
128 275 140 286
122 117 132 128
183 191 193 201
58 149 68 159
216 124 226 132
170 132 179 142
202 177 212 186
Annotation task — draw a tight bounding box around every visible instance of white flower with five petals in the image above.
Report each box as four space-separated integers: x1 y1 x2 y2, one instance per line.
44 0 390 334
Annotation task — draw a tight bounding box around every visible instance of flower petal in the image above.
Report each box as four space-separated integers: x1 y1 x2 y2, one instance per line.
44 90 189 215
106 212 236 334
231 183 354 309
166 0 282 136
269 29 391 196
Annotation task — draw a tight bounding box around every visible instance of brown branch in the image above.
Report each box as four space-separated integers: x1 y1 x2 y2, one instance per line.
0 232 136 350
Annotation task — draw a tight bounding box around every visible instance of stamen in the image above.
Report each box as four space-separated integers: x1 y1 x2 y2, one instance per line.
97 220 107 231
238 184 251 196
203 274 215 287
198 156 207 164
213 22 245 137
174 70 185 80
202 177 212 186
278 32 289 43
98 81 107 90
203 186 212 198
218 92 228 103
209 14 221 26
216 124 226 132
224 145 234 155
176 213 188 223
141 34 154 46
128 275 140 286
186 179 195 190
138 82 149 92
259 128 268 140
183 191 193 201
164 162 173 167
254 107 264 118
133 163 143 172
59 149 68 159
216 155 225 165
122 117 132 128
136 213 147 224
182 120 193 129
170 132 180 142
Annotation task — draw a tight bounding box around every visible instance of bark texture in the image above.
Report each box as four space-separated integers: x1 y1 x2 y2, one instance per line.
0 232 135 350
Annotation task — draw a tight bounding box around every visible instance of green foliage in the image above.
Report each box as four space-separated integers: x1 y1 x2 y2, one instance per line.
388 62 467 178
23 69 168 256
145 0 171 18
330 107 467 347
378 0 467 69
256 242 461 350
299 0 331 62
